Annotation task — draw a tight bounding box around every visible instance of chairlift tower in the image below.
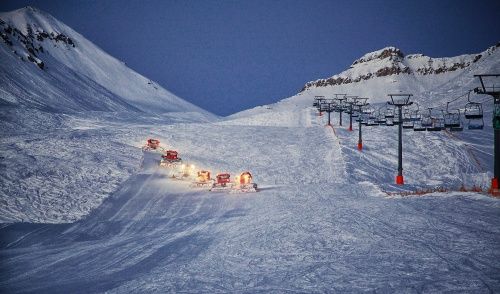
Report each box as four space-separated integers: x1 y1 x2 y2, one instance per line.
345 96 358 132
334 94 347 126
314 96 325 116
388 94 413 185
322 100 335 126
354 98 368 150
474 74 500 196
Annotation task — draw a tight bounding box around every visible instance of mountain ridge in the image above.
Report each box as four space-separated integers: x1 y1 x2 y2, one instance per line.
0 6 214 118
301 43 500 92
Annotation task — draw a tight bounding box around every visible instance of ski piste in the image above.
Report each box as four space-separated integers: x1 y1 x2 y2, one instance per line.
1 6 500 293
1 107 499 293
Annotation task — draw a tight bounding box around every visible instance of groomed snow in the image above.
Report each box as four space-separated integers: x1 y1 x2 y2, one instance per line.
1 106 499 293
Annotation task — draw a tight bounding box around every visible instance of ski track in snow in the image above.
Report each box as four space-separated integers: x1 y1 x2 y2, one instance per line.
1 107 500 293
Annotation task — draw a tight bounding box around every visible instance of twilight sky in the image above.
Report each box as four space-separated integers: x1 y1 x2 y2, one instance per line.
1 0 499 116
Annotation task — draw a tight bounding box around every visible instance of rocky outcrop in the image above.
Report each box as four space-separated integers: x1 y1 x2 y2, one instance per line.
300 44 499 92
0 15 75 70
351 47 404 66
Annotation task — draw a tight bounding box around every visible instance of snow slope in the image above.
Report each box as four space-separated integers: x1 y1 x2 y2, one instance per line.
0 107 499 293
228 43 500 192
0 6 212 115
0 107 216 223
0 6 216 223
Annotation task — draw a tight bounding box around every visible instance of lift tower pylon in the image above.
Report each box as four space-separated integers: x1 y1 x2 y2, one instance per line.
474 74 500 196
388 94 413 185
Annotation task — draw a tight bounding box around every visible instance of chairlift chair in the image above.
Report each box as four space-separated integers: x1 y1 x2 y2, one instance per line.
366 113 379 126
421 117 433 127
443 112 461 128
410 110 421 122
421 109 433 127
464 91 484 119
402 108 414 129
375 110 387 124
468 119 484 130
464 103 483 119
463 92 485 130
363 106 376 119
384 107 395 119
413 119 426 131
427 117 444 131
450 109 464 132
359 113 367 125
442 102 463 132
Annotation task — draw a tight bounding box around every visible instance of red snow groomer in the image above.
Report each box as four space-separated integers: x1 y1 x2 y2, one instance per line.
233 171 258 193
209 173 234 192
142 138 161 151
159 150 182 168
190 170 214 188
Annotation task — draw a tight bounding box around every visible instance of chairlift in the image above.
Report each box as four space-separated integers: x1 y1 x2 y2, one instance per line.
385 118 395 126
443 112 461 128
427 117 444 131
375 110 387 124
468 121 484 130
384 107 395 119
426 109 443 131
362 105 373 114
351 106 360 117
421 108 433 127
366 113 379 126
402 108 411 121
443 103 463 131
335 101 347 113
464 91 484 119
363 106 376 120
410 110 421 122
402 108 414 129
463 91 485 130
413 119 426 131
451 109 464 132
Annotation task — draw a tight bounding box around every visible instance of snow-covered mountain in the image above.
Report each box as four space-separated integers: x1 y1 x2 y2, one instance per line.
0 6 212 116
228 43 500 120
300 44 500 100
302 46 491 90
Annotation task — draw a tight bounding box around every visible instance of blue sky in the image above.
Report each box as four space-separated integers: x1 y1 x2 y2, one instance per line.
1 0 499 116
